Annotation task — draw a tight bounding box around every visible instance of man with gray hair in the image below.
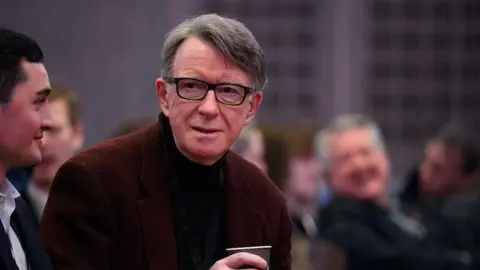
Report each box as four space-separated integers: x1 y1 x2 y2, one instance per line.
314 114 389 205
312 114 471 270
40 14 291 270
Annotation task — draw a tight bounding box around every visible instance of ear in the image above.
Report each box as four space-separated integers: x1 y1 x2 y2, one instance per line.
244 91 263 125
155 78 170 117
71 123 85 151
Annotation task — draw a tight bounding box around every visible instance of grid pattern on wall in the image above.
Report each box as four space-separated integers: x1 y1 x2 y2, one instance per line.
203 0 321 125
366 0 480 144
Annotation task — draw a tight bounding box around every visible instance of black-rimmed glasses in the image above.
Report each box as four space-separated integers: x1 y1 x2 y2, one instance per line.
165 77 253 106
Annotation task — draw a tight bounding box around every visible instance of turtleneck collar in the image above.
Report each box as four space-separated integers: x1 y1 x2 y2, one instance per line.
159 114 225 190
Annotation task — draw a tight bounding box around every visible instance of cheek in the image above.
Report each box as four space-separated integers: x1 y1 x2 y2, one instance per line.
169 102 195 125
20 110 42 139
220 108 248 134
331 169 347 188
336 165 351 180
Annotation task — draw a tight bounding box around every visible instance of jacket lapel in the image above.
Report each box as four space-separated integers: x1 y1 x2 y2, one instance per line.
224 153 264 249
12 197 53 270
137 124 177 270
0 221 16 270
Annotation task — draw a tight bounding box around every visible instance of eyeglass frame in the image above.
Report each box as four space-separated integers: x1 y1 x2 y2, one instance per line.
164 77 254 106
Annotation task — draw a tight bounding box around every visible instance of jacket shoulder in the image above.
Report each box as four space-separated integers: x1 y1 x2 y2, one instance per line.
227 151 286 204
69 124 157 170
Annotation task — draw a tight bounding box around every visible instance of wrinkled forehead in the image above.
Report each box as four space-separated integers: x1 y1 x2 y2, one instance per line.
172 37 251 84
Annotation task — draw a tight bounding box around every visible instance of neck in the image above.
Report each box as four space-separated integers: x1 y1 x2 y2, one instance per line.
176 145 222 166
0 163 6 187
161 114 225 189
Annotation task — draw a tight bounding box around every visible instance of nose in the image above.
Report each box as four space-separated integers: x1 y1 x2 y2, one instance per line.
40 101 52 124
197 91 219 117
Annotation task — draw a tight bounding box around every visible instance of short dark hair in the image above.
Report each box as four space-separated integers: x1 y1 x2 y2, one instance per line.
0 28 44 104
49 84 82 126
433 121 480 175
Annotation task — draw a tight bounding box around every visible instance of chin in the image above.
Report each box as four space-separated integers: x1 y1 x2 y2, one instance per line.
28 148 42 163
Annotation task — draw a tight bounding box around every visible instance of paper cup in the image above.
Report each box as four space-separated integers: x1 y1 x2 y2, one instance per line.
226 245 271 269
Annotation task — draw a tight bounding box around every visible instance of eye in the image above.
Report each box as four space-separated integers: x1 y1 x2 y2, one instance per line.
34 97 47 109
218 85 242 95
179 79 204 89
34 97 46 104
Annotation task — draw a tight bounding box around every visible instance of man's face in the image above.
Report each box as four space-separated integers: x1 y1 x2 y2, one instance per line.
286 155 320 202
420 140 462 196
32 98 84 188
328 128 390 202
156 37 262 165
0 60 50 169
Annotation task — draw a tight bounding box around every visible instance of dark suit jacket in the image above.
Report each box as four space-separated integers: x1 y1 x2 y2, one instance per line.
39 123 291 270
0 197 52 270
316 198 470 270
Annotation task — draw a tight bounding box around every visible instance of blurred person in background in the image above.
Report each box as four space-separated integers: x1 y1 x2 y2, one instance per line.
312 114 471 270
284 131 321 270
25 85 84 221
262 129 290 191
230 122 267 173
420 121 480 201
40 14 291 270
401 121 480 268
0 28 53 270
110 116 155 138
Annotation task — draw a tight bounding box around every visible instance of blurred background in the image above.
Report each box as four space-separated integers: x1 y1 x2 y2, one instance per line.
0 0 480 177
4 1 480 269
3 0 479 178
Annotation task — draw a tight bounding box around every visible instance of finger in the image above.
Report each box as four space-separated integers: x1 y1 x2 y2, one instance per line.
225 252 267 269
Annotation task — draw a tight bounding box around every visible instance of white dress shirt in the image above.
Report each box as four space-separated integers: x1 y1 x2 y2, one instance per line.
1 179 27 270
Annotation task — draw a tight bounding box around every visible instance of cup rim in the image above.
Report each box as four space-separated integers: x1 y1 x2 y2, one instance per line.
226 245 272 251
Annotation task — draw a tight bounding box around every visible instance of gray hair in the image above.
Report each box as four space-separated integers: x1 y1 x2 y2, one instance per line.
231 123 258 155
315 114 385 169
161 13 267 91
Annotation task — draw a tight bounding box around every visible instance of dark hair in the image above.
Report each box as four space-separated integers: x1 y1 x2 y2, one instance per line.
49 84 82 126
433 121 480 175
0 28 44 104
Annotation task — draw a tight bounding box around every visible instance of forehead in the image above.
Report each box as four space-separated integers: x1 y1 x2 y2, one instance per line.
47 99 70 124
13 61 50 99
330 128 374 153
172 37 250 84
425 141 461 166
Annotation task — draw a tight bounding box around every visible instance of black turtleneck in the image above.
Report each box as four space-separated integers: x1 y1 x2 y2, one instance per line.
161 115 227 270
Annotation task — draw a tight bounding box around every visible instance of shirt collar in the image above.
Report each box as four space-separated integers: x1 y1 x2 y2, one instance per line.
1 178 21 200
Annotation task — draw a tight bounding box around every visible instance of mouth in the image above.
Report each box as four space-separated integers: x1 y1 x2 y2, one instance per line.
192 126 221 134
